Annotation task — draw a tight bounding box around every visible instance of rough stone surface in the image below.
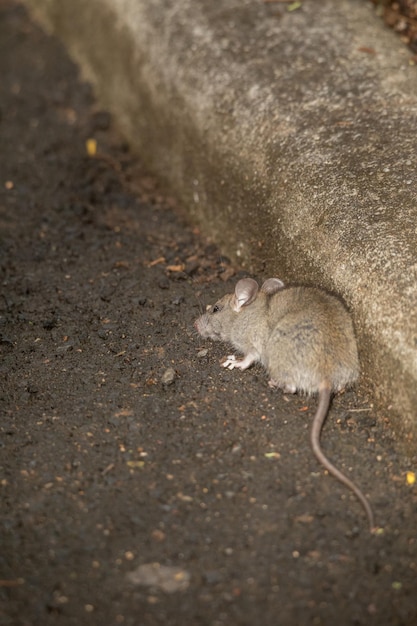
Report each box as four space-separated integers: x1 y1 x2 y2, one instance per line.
25 0 417 440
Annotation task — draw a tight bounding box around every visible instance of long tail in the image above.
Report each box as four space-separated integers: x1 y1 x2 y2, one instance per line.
310 383 375 532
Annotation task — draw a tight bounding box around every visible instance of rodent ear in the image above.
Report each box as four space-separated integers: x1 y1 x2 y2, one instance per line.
261 278 285 295
232 278 259 312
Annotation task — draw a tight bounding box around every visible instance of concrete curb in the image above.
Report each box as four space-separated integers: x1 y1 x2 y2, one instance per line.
25 0 417 441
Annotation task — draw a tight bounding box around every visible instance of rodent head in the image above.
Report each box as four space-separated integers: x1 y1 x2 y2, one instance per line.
194 277 285 342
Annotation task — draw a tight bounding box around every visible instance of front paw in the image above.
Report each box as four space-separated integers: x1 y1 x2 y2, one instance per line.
222 355 238 370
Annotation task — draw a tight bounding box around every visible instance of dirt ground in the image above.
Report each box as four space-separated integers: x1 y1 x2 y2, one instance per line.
1 2 417 625
377 0 417 54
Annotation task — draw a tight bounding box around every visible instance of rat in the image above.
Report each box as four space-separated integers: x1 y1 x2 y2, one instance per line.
194 277 375 532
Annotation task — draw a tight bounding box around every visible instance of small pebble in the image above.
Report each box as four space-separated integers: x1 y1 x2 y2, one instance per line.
185 260 200 276
158 277 170 290
161 367 176 385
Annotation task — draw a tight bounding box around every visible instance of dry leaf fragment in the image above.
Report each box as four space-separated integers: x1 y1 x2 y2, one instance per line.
86 138 97 156
288 1 302 11
177 492 193 502
166 264 185 272
220 267 236 282
146 256 165 267
0 579 24 587
358 46 376 54
406 471 416 485
114 409 133 417
295 514 314 524
264 452 281 460
126 460 145 469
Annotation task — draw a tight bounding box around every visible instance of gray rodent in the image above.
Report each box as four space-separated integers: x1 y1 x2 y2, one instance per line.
194 277 375 532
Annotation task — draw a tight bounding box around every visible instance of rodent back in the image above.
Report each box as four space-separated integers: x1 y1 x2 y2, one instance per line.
264 287 359 393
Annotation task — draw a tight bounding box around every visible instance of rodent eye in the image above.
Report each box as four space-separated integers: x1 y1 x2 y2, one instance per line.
212 304 221 313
